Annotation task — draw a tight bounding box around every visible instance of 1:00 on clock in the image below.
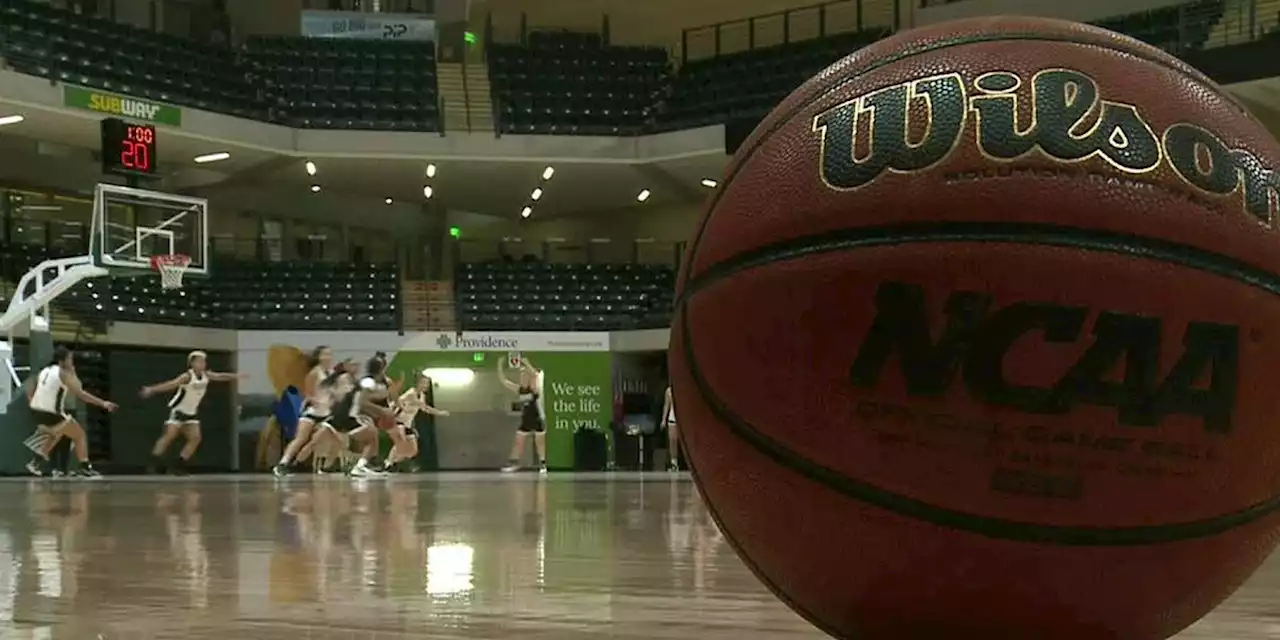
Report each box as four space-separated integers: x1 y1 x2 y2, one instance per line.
100 117 157 176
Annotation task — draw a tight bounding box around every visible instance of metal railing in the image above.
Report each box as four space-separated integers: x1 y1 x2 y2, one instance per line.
680 0 899 63
451 238 684 270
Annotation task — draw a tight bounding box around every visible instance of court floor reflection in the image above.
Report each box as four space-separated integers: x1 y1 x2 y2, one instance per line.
0 474 1278 639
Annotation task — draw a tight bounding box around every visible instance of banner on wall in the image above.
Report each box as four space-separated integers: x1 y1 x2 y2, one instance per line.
234 331 612 470
301 10 438 41
63 85 182 126
402 331 610 352
387 348 612 469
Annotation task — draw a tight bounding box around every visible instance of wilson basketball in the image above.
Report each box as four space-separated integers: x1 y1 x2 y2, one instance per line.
671 16 1280 640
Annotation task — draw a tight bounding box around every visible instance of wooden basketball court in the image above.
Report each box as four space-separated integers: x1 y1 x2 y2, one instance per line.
0 474 1275 639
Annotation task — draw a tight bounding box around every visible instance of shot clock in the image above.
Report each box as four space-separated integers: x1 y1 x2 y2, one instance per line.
100 117 157 176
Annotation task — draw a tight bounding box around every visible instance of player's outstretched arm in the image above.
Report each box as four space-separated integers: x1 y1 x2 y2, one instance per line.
139 372 192 398
67 371 117 411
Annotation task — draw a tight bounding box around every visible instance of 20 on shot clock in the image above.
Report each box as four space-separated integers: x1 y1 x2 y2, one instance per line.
100 117 157 176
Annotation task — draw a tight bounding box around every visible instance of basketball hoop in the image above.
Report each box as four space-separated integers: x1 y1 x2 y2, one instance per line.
150 254 192 290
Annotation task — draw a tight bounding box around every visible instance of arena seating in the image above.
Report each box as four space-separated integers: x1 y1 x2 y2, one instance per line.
1 243 400 330
0 0 263 120
207 260 400 329
657 28 889 131
0 0 440 132
1091 0 1223 54
247 36 440 131
455 261 674 331
489 31 669 135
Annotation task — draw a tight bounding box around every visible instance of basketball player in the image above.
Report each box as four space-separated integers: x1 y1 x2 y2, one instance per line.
273 346 353 476
303 360 358 474
498 357 547 473
344 353 406 477
24 346 117 478
661 385 679 471
140 350 247 475
380 372 449 472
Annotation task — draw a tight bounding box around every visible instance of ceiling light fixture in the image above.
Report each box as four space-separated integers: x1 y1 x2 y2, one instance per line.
520 206 533 218
310 184 321 193
0 115 25 126
700 178 718 188
637 189 651 202
426 163 438 178
385 197 394 205
305 161 317 176
531 187 543 201
423 185 434 199
193 152 230 164
542 166 555 180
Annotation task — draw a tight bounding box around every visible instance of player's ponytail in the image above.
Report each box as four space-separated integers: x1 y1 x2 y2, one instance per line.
307 345 329 369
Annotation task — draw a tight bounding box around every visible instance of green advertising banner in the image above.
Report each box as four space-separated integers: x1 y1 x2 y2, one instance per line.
387 349 612 470
63 85 183 126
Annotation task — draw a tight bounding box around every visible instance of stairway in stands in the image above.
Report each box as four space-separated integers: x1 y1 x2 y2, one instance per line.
437 62 471 133
1202 0 1272 48
435 62 494 133
401 280 456 331
462 63 495 133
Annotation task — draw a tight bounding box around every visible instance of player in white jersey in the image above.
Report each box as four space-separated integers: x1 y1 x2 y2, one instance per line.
302 357 359 474
379 372 449 472
273 346 356 476
277 345 358 476
140 350 247 475
344 353 405 477
662 385 679 471
24 346 118 478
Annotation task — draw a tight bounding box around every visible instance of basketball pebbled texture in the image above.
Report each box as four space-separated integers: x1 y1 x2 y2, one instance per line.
671 16 1280 640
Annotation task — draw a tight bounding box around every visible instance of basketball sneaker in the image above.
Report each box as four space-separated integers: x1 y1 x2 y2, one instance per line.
350 459 386 477
25 457 47 477
272 462 290 477
71 466 102 479
538 463 548 475
501 461 520 473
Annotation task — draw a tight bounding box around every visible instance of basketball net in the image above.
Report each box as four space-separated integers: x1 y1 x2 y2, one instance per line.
150 253 192 290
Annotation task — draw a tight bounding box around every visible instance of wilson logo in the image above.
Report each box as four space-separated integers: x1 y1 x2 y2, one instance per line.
849 282 1239 432
812 68 1280 228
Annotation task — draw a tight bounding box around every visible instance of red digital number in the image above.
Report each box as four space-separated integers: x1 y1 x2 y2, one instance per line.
127 126 154 144
120 139 150 172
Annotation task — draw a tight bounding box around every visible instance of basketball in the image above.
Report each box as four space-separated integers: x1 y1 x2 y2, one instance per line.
671 15 1280 640
377 414 398 431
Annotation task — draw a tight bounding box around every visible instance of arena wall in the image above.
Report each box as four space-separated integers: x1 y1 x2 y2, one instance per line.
461 203 701 244
477 0 894 50
912 0 1193 25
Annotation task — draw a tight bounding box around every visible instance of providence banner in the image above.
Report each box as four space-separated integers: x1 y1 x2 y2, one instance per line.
235 331 612 470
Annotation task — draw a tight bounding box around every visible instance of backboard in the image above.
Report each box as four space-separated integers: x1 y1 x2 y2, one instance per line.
90 183 209 277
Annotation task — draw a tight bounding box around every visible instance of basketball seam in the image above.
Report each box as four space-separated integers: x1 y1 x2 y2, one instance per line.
681 222 1280 302
678 223 1280 545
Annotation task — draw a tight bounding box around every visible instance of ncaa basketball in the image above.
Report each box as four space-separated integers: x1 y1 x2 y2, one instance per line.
674 13 1280 640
